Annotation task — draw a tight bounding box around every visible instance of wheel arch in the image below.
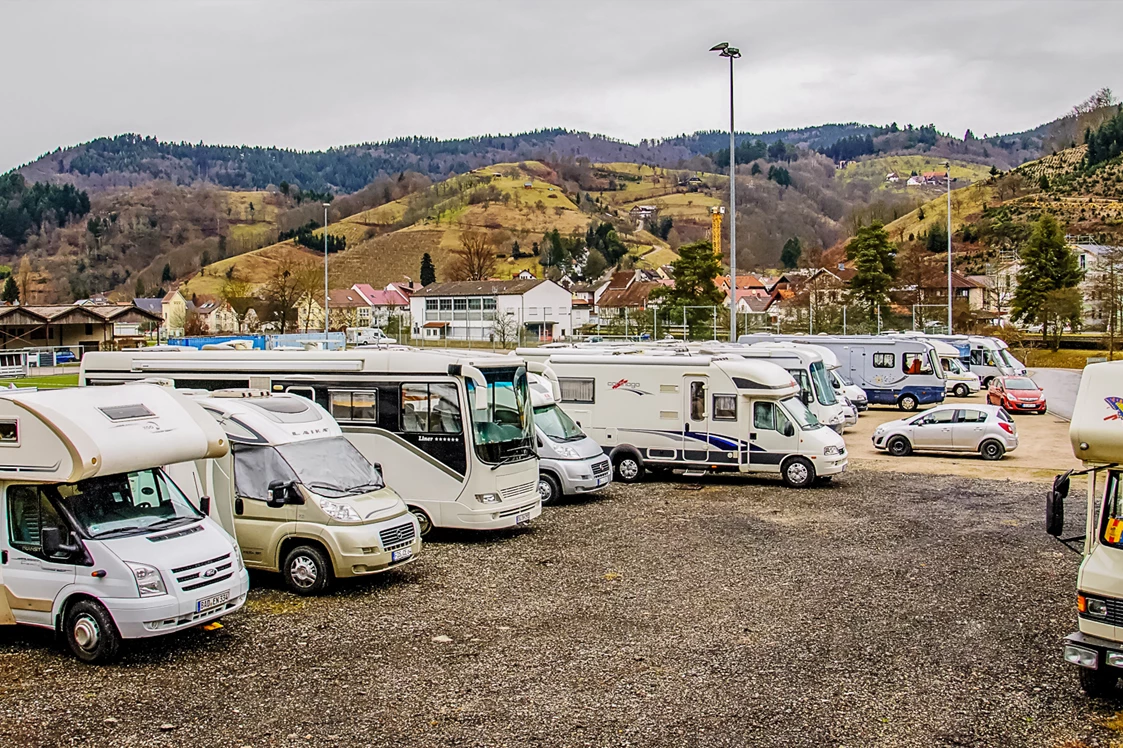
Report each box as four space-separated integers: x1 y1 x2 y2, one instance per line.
609 445 643 466
277 535 334 575
55 591 106 634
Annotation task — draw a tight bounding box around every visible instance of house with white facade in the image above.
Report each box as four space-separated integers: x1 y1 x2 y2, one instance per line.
409 279 573 342
352 282 413 327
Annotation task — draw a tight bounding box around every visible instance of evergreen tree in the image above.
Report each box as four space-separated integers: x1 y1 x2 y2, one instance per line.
1039 173 1050 190
780 237 802 269
420 252 437 286
1 276 19 304
510 241 521 259
750 162 761 176
650 241 725 337
1011 213 1083 345
161 263 173 283
845 222 897 314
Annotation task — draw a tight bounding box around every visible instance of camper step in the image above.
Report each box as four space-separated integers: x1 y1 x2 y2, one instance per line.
680 470 708 477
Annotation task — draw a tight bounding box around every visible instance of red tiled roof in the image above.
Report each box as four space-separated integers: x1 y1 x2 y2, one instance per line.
597 281 662 309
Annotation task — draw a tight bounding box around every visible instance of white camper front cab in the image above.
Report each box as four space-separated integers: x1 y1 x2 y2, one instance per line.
0 384 248 663
1047 361 1123 696
528 373 612 504
535 353 848 488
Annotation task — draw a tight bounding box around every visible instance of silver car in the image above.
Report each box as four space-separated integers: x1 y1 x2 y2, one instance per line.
871 404 1018 460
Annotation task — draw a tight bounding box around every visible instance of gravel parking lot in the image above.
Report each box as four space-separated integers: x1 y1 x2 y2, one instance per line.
1 469 1120 747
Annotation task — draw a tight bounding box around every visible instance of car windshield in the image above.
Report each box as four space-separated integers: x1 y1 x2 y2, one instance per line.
809 361 838 406
60 468 203 539
779 396 822 430
534 403 585 442
467 367 535 463
1004 377 1037 390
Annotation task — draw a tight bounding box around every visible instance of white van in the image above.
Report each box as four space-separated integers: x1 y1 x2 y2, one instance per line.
169 390 421 595
927 334 1027 386
347 327 395 346
529 353 847 488
1047 360 1123 695
528 373 612 504
0 384 248 663
927 338 981 397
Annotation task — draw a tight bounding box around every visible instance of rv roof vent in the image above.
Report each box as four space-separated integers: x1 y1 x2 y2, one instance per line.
98 404 156 421
211 389 270 399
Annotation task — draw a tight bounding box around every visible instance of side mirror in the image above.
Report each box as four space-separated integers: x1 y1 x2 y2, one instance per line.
372 462 383 476
41 526 79 557
781 422 795 438
1047 471 1071 537
199 495 212 516
267 480 296 509
802 390 813 405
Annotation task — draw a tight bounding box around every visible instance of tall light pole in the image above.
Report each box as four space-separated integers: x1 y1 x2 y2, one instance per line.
711 42 741 342
944 160 952 334
323 203 330 339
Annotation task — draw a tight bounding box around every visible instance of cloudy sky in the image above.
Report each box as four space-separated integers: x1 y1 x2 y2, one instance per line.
3 0 1121 171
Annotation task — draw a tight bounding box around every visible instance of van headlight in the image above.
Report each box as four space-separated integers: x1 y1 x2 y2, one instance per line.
824 445 842 456
316 498 362 523
125 561 167 597
475 493 501 504
554 445 579 459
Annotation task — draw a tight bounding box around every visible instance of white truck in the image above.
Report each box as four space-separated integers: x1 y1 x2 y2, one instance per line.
0 384 248 663
1048 360 1123 695
168 389 421 595
528 373 612 504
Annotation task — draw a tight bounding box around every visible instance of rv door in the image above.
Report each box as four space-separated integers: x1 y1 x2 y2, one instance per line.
682 377 710 463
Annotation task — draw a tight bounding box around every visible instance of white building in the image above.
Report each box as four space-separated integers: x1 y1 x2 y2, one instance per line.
409 279 573 342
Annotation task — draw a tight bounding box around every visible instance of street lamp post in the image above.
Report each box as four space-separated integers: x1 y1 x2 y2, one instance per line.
711 42 741 342
944 161 952 334
323 203 330 339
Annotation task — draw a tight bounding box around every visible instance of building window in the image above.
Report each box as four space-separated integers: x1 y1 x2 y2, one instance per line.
85 324 94 335
426 299 438 311
713 394 737 421
329 390 378 421
468 298 482 310
544 306 553 317
873 352 895 369
1080 255 1086 269
559 377 595 403
439 299 452 311
483 298 497 310
453 298 467 311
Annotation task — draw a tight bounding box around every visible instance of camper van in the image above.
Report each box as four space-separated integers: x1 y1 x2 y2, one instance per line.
737 333 946 411
927 335 1026 386
926 338 981 397
168 390 421 595
80 349 543 537
526 353 848 488
346 327 395 346
528 373 612 504
1046 361 1123 696
0 384 248 663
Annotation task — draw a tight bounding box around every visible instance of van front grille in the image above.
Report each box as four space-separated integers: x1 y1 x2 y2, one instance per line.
499 481 536 501
592 460 611 478
379 523 416 549
498 501 538 518
172 553 233 592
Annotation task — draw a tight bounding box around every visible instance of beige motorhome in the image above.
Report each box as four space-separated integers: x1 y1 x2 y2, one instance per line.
167 390 421 595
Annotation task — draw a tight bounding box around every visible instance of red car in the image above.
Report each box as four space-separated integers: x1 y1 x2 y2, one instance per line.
987 376 1047 414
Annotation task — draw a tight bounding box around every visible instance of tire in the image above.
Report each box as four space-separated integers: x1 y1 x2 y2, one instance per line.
64 599 122 664
282 544 332 596
887 435 912 457
410 507 433 538
953 383 969 398
1080 666 1119 698
979 439 1005 461
781 456 816 488
614 453 644 483
898 394 919 411
537 472 562 506
981 377 993 389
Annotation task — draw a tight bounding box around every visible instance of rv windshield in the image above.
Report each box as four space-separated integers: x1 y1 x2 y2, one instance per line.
997 348 1021 369
534 403 585 442
779 396 822 431
467 367 535 463
59 468 203 539
942 357 965 375
808 361 838 406
830 369 854 388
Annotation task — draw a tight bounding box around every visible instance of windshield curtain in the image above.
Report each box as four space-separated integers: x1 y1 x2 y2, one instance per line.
60 468 202 539
235 437 383 500
534 404 585 442
808 361 838 406
779 396 822 430
467 367 535 463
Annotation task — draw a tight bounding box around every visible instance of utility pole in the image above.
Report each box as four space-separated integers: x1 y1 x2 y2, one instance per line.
711 42 741 342
945 160 953 334
323 203 330 340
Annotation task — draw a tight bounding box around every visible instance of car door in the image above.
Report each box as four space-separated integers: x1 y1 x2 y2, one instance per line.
953 409 987 450
230 444 298 570
987 381 1003 406
912 409 956 449
2 486 78 627
749 400 796 471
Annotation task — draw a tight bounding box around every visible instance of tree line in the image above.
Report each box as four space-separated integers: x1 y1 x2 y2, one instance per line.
0 173 90 248
1084 105 1123 169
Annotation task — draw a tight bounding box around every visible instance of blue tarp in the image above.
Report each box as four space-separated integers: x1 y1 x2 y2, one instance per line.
168 335 267 350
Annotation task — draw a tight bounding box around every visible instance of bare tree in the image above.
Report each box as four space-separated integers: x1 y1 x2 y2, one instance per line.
262 255 314 333
491 313 520 348
1090 246 1123 360
449 230 497 281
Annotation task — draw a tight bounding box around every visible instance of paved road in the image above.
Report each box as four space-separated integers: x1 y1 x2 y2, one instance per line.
1028 367 1083 421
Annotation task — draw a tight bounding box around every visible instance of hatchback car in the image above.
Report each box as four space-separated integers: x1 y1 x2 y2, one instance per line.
987 376 1046 414
872 404 1017 460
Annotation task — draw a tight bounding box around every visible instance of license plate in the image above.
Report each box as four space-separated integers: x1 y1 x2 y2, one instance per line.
596 478 606 487
196 590 229 613
515 512 531 525
392 547 413 562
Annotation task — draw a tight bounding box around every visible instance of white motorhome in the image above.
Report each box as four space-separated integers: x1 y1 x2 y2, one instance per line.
927 334 1027 386
925 338 981 397
1047 361 1123 695
528 373 612 504
524 352 848 488
80 349 543 537
168 390 421 595
0 384 248 663
346 327 395 346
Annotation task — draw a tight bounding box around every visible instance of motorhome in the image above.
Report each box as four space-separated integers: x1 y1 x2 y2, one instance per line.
0 384 248 663
736 333 946 411
80 349 543 537
523 352 848 488
927 338 981 397
927 335 1027 386
1046 360 1123 696
167 390 421 595
528 373 612 504
346 327 395 346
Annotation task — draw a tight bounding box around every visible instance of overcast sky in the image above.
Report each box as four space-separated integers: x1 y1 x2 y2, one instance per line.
3 0 1121 172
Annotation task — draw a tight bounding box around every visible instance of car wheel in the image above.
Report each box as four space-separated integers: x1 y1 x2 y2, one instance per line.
64 599 122 664
980 439 1005 461
954 383 969 398
614 454 644 483
781 456 816 488
537 472 562 506
282 544 332 595
898 394 919 411
887 435 912 457
981 377 993 389
410 507 433 537
1080 665 1119 698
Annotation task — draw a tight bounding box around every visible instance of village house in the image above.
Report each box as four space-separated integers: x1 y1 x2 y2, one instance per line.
409 279 572 342
351 282 412 327
191 296 239 334
593 270 667 321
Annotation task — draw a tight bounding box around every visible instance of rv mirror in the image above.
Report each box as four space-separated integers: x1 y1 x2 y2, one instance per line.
199 495 212 516
372 462 383 476
267 480 295 509
801 390 813 405
40 527 78 557
1047 471 1071 537
781 422 795 438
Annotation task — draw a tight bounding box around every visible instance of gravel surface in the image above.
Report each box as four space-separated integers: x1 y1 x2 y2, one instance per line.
1 468 1119 747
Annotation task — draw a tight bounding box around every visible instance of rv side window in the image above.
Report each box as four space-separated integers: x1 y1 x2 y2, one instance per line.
401 383 463 434
873 353 895 369
1101 473 1123 549
713 395 737 421
559 377 595 404
689 382 706 421
6 486 73 561
330 390 378 422
902 353 932 375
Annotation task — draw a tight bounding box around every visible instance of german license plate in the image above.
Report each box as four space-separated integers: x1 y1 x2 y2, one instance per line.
515 512 531 525
392 547 413 562
196 590 229 613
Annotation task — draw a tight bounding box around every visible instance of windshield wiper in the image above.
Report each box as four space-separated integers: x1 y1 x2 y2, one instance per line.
91 526 150 539
146 516 196 531
490 446 535 470
307 481 350 496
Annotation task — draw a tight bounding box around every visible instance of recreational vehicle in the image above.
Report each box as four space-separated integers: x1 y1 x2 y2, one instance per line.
1046 361 1123 696
737 333 946 411
0 384 248 663
927 338 981 397
526 353 848 488
528 373 612 504
927 335 1027 386
167 390 421 595
80 349 543 537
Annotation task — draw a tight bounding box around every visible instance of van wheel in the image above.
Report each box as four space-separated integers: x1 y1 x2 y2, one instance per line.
64 599 122 664
537 472 562 506
282 544 332 595
781 456 816 488
614 454 644 483
1080 666 1119 698
981 377 993 389
980 439 1005 461
887 436 912 457
898 394 919 411
410 507 433 537
953 383 969 398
